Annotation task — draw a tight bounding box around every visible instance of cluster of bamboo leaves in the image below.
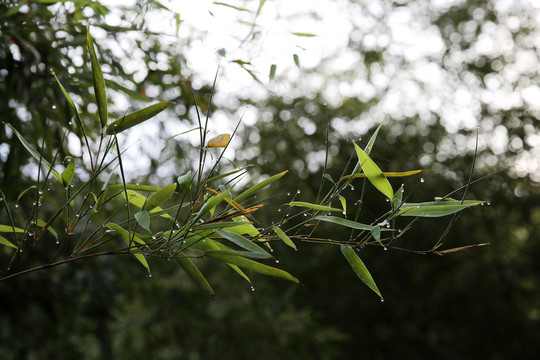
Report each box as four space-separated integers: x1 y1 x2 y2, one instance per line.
0 28 486 300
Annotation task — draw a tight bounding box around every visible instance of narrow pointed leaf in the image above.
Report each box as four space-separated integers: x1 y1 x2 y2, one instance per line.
273 226 296 250
339 170 423 182
177 254 215 297
146 183 176 211
61 156 75 188
313 216 372 231
354 143 393 200
87 29 107 129
341 245 382 299
0 225 25 233
349 122 384 176
52 71 84 132
193 188 233 223
16 185 37 202
339 195 347 214
293 53 300 67
289 201 342 213
134 210 151 231
269 64 276 80
292 32 317 37
216 230 270 258
392 185 404 211
205 252 299 283
36 219 58 240
6 124 62 181
0 235 17 249
121 190 173 219
110 184 161 192
371 225 383 247
105 102 171 135
234 170 289 202
396 199 485 217
204 249 271 260
105 223 151 274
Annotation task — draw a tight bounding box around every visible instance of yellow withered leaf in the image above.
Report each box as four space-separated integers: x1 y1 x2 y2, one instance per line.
207 134 230 148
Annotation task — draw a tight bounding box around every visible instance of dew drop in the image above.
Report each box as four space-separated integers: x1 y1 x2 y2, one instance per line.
380 298 385 303
38 190 43 195
275 259 280 264
342 211 346 215
278 209 281 212
148 274 152 278
152 236 156 240
19 249 23 253
384 247 388 251
68 121 73 125
297 190 301 194
75 214 80 218
303 213 307 216
52 105 57 110
487 202 491 205
15 204 19 208
32 202 36 206
28 232 33 237
350 186 355 190
420 178 425 183
287 192 290 196
270 248 274 252
30 220 34 225
56 240 59 245
250 286 255 292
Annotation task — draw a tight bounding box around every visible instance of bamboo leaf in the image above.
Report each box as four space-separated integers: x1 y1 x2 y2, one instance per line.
109 184 161 192
87 28 108 129
193 188 233 223
121 190 173 219
289 201 342 213
269 64 277 80
339 195 347 214
134 210 151 231
146 183 176 211
5 124 62 181
52 70 85 134
234 170 289 202
207 133 230 148
339 170 423 182
205 252 299 283
395 199 485 218
353 143 393 200
0 235 17 249
105 102 171 135
36 219 58 240
16 185 37 203
177 171 192 189
177 254 215 297
216 230 271 258
313 216 372 231
105 223 151 274
204 249 271 260
273 226 296 250
293 53 300 67
61 156 75 188
292 32 317 37
341 245 382 299
0 225 25 233
392 185 404 211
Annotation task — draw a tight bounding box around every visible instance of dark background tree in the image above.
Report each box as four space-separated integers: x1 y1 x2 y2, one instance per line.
1 0 539 359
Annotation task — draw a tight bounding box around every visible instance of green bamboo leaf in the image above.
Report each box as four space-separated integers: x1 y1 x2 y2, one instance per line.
204 249 271 260
293 53 300 67
395 199 485 218
16 185 37 203
177 171 192 189
193 188 233 223
193 221 252 231
324 173 335 183
353 142 393 200
273 226 297 250
216 230 271 258
5 124 62 181
234 169 289 202
61 156 75 188
105 102 171 135
339 195 347 214
341 245 382 299
52 71 84 133
36 219 58 240
177 254 215 297
371 225 384 247
292 32 317 37
0 235 17 249
349 122 384 176
392 185 404 211
0 225 25 233
134 210 151 231
146 183 176 211
313 216 372 231
87 28 108 129
213 2 250 12
121 190 173 219
206 166 250 184
289 201 342 213
205 252 299 283
269 64 277 80
105 223 151 274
